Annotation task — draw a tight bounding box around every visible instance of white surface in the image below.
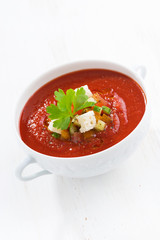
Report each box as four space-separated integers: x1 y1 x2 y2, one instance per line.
0 0 160 239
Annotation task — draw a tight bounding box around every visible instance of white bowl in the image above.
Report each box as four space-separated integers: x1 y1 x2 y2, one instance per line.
15 60 149 181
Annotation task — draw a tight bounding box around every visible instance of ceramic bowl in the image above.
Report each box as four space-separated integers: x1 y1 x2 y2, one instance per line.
15 60 149 180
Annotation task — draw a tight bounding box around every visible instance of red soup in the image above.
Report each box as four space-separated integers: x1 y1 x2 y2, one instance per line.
20 69 146 157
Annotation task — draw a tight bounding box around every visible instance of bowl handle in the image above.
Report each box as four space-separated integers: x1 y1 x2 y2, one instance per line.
16 156 51 181
133 65 147 79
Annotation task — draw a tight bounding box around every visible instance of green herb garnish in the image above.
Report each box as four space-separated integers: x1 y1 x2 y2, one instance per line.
46 87 95 130
93 106 102 112
52 132 60 139
102 106 111 115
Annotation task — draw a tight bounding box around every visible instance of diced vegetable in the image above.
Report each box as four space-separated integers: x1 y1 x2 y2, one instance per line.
102 106 111 115
69 123 78 135
83 130 96 140
73 117 81 127
92 93 109 107
100 114 112 124
95 120 106 131
61 130 70 140
94 111 101 122
52 132 60 139
93 106 102 113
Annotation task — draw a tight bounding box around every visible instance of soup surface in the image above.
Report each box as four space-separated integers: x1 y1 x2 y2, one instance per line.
20 69 146 157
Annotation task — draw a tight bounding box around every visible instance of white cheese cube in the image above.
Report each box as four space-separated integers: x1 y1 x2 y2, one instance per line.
75 85 92 97
87 97 97 103
48 120 61 134
76 111 96 133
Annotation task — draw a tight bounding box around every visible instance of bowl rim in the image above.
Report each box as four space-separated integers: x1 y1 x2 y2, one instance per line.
14 59 148 161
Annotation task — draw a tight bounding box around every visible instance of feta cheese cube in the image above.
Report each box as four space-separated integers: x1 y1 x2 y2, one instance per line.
48 120 61 134
87 97 97 103
75 85 92 98
76 111 96 133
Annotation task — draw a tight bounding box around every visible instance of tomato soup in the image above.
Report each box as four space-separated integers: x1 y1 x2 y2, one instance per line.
20 69 146 157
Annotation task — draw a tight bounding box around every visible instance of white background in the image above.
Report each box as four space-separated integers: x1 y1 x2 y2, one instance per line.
0 0 160 239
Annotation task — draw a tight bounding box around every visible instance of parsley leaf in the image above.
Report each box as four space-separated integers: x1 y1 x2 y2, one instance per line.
46 104 62 119
54 89 65 101
76 100 95 112
73 87 88 113
53 117 71 130
66 89 75 116
46 87 95 130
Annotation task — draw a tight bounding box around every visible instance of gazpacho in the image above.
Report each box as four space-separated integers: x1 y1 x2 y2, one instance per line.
20 69 146 157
